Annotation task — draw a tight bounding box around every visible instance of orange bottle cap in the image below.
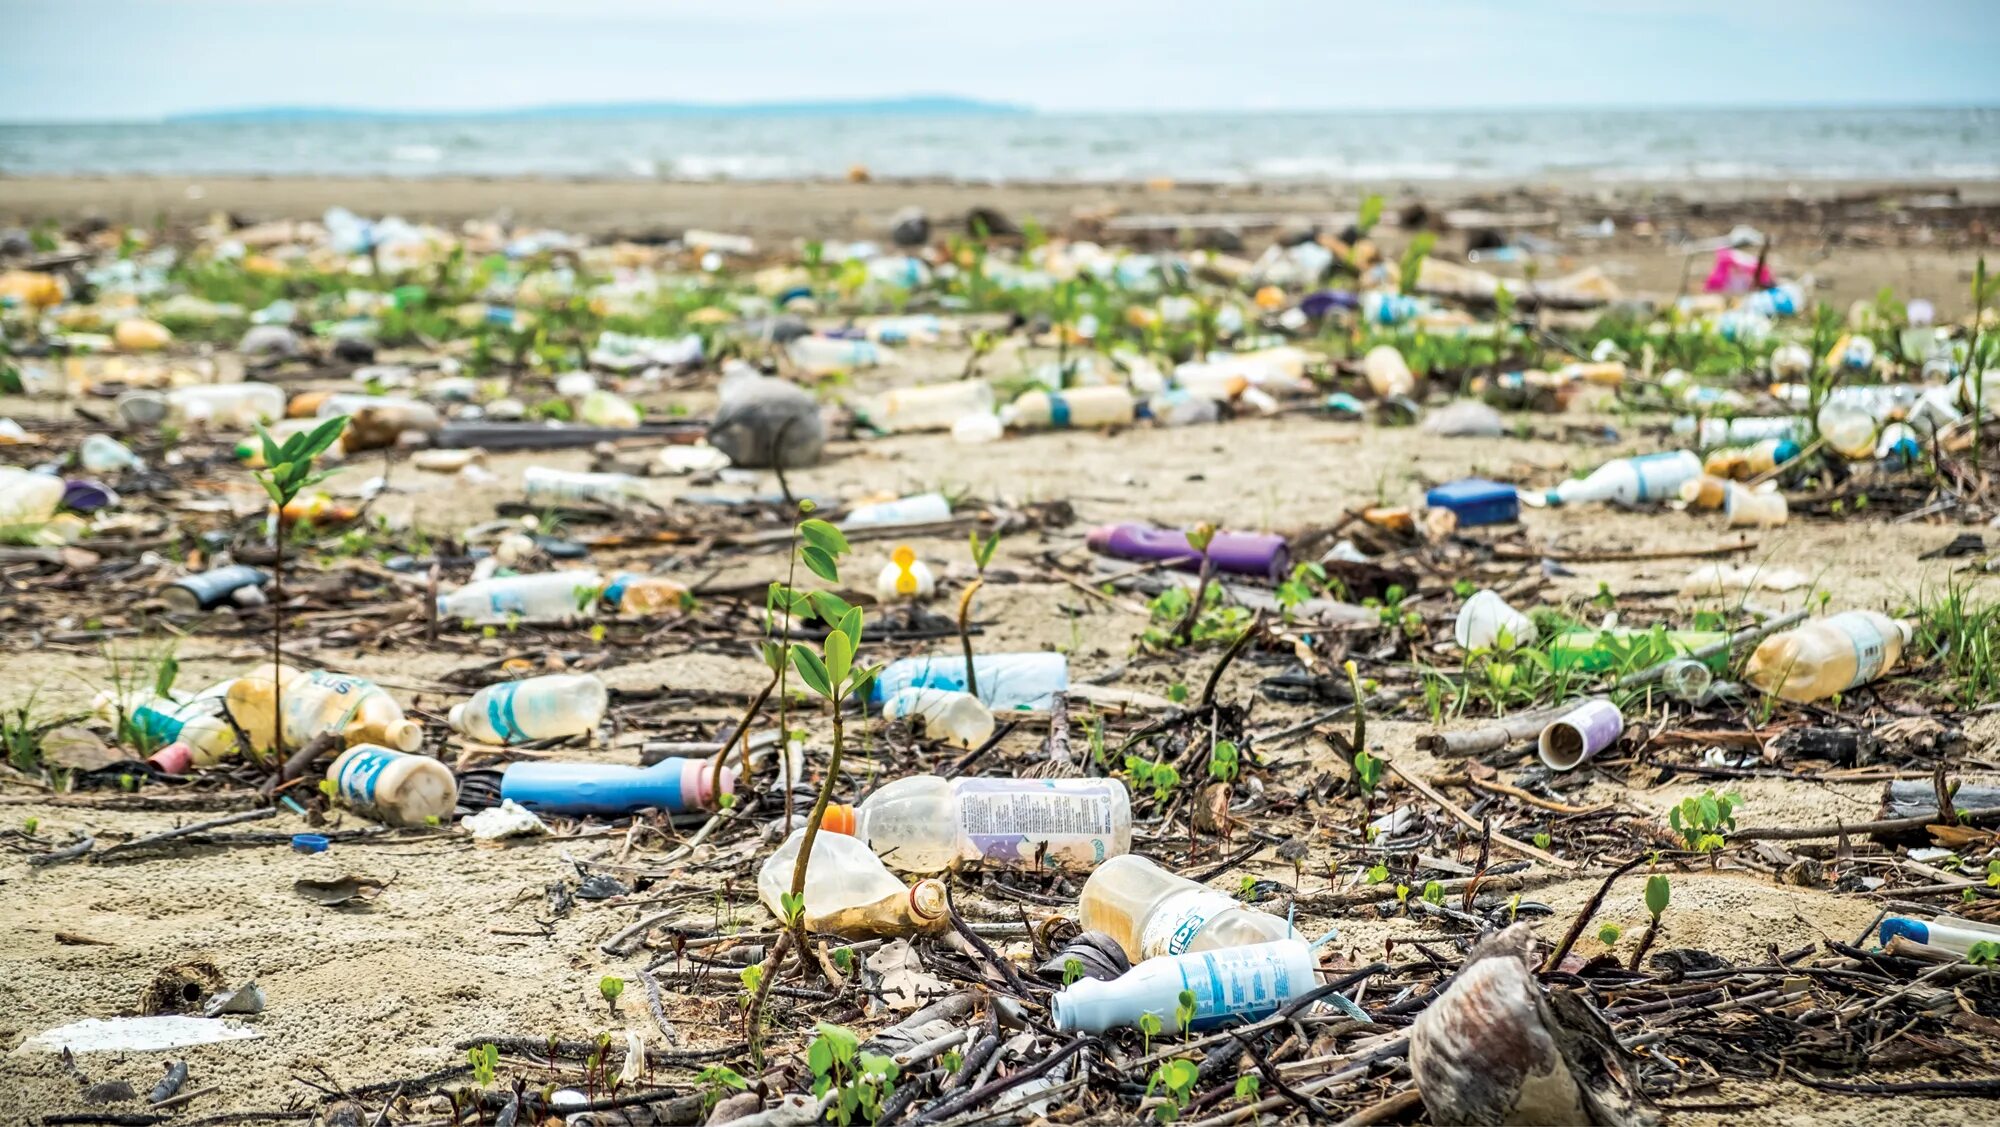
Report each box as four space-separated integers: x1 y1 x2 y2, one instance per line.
822 804 857 837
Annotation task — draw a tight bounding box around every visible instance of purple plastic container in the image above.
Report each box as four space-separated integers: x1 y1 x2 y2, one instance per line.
1538 700 1624 771
1086 523 1289 581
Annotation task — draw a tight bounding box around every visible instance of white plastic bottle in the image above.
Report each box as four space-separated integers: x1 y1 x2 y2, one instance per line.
1744 611 1911 703
438 570 606 625
228 665 424 753
1053 939 1317 1033
523 467 652 511
843 493 952 528
865 381 995 433
757 829 947 937
449 673 608 744
1003 386 1136 430
788 336 887 376
824 775 1131 874
1547 450 1700 506
327 744 459 827
1080 854 1294 961
1454 590 1537 652
871 652 1068 711
881 687 990 747
1363 345 1415 398
166 383 288 428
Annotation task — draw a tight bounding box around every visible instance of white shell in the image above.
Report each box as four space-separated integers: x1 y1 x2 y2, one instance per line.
1410 952 1586 1126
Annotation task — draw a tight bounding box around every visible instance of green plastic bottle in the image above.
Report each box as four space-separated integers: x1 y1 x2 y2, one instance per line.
1546 628 1729 673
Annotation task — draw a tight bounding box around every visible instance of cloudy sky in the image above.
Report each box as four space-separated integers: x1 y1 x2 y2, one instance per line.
4 0 1996 120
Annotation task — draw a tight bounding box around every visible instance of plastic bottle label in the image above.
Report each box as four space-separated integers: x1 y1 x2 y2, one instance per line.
335 747 399 806
1835 615 1892 687
1174 945 1303 1029
130 702 186 745
954 779 1119 868
283 670 375 741
484 682 529 743
1141 889 1242 959
1046 393 1072 428
1630 452 1693 501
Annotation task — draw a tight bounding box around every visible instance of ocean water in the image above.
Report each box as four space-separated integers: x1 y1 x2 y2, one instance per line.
2 107 1994 183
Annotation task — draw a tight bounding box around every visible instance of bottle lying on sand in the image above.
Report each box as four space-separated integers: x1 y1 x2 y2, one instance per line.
1544 451 1700 506
1744 611 1910 703
1053 939 1318 1033
758 829 947 938
327 744 458 827
870 652 1068 711
499 757 734 816
436 570 688 625
450 673 608 744
228 664 423 754
1080 854 1294 961
822 775 1131 874
1086 523 1290 581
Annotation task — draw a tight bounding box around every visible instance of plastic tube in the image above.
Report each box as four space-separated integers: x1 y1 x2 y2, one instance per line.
1538 699 1624 771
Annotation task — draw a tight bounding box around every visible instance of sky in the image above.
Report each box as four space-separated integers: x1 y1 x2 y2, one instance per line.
3 0 1997 121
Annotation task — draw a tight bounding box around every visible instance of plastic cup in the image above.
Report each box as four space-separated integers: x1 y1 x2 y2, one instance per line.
1454 590 1537 652
1724 485 1789 528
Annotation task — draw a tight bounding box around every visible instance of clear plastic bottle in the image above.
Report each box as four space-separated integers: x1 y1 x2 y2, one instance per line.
1723 484 1788 528
788 336 887 376
523 467 651 511
870 652 1068 711
1548 450 1700 506
163 383 288 428
228 665 423 753
823 775 1131 873
450 673 608 744
1704 439 1798 480
1003 386 1136 430
1080 854 1294 961
865 381 995 433
1744 611 1912 702
0 467 64 533
1363 346 1415 398
438 570 606 625
880 688 991 747
1053 939 1317 1033
757 829 947 938
327 744 459 827
1816 401 1878 460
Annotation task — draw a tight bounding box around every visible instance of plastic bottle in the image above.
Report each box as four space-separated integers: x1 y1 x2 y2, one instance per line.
79 434 142 475
823 775 1131 874
126 687 240 765
1672 415 1804 445
1658 659 1715 702
500 756 734 815
1053 938 1318 1033
450 673 608 744
146 383 287 429
1704 439 1798 480
437 570 687 625
880 688 992 748
1678 475 1730 510
114 318 172 352
1085 524 1289 581
1454 590 1538 651
327 744 459 827
0 467 65 533
1003 386 1136 430
871 652 1068 711
1878 916 2000 955
788 335 886 376
524 467 651 511
1546 451 1700 506
340 398 444 451
578 390 642 429
1744 611 1911 702
1769 344 1812 381
1362 346 1415 398
1361 292 1425 326
865 381 995 433
229 665 424 753
843 492 952 528
758 829 947 937
163 565 268 613
874 546 937 603
1816 401 1878 460
1723 485 1789 528
1080 854 1294 961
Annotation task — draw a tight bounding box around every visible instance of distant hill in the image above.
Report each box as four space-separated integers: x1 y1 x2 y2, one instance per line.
167 96 1029 123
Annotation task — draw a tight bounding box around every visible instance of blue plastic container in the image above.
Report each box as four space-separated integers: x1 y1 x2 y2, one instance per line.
1426 478 1519 527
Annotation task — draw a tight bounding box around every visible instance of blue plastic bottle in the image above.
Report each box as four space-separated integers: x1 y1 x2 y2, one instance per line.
500 757 735 816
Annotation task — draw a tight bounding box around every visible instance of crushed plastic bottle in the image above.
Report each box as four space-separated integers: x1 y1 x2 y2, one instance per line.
228 665 423 753
880 688 992 748
500 756 733 815
1053 939 1317 1033
758 829 947 937
450 673 608 744
79 434 143 475
1816 401 1879 460
1080 854 1293 961
327 744 458 827
1545 451 1700 506
823 775 1130 873
1454 590 1538 651
871 652 1068 711
788 335 886 376
1744 611 1911 702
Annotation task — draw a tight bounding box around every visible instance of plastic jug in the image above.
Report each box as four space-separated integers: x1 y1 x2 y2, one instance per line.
450 673 608 744
865 381 995 434
1086 524 1289 581
1363 346 1415 398
499 756 734 815
823 775 1131 874
1053 939 1316 1033
871 652 1067 711
229 665 424 753
327 744 458 827
1004 386 1136 430
758 829 947 937
1080 854 1293 961
524 467 651 511
1546 451 1700 506
880 688 992 748
1744 611 1911 702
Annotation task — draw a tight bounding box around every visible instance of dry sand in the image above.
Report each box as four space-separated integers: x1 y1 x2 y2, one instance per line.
3 179 1999 1122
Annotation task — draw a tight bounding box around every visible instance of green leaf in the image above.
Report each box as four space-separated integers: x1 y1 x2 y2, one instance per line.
256 476 287 507
255 424 283 471
800 545 839 584
791 645 833 699
779 891 806 926
816 1022 858 1063
824 627 855 691
807 1036 833 1078
848 664 881 701
809 590 854 625
835 606 863 649
798 519 850 557
760 640 787 673
1645 874 1670 920
153 654 179 698
298 414 349 460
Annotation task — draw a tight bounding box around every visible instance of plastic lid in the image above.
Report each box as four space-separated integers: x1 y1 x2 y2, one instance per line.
908 879 947 923
291 833 330 853
1878 917 1926 947
147 742 193 775
822 804 857 837
677 759 738 810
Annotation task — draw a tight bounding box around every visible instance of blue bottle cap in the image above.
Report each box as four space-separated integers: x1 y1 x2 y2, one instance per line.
291 833 330 854
1878 917 1927 947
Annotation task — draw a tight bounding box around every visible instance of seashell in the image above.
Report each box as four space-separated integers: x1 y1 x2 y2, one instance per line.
1410 946 1588 1126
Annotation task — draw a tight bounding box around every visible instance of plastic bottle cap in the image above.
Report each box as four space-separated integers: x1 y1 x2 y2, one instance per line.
385 720 425 752
822 804 857 837
292 834 330 853
447 703 467 731
908 879 947 923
